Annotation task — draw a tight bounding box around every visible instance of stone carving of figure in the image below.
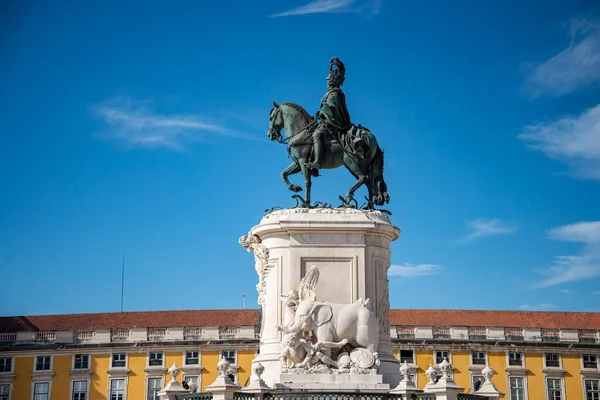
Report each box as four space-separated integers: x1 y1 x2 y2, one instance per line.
277 265 380 372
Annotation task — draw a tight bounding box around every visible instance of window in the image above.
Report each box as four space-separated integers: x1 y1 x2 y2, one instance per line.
509 377 525 400
400 350 414 364
0 357 11 373
584 354 598 369
147 377 162 400
221 350 236 364
185 351 199 365
0 384 9 400
33 382 50 400
545 353 560 368
148 352 163 367
509 352 523 366
472 375 484 392
72 380 88 400
184 376 199 393
435 350 450 364
112 353 126 368
35 355 51 371
585 379 599 400
110 379 125 400
472 351 486 365
74 354 89 369
547 378 562 400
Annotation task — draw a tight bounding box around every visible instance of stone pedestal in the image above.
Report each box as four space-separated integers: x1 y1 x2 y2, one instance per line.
158 363 189 400
206 359 242 400
474 365 505 399
240 208 401 390
427 359 464 400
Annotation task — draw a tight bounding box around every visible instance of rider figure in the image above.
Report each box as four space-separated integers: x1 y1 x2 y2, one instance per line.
307 57 352 170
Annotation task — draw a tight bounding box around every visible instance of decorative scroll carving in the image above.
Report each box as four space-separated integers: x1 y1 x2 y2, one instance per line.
239 233 273 306
376 275 390 335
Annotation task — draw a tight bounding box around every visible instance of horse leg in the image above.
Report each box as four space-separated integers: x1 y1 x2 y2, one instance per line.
299 160 312 206
342 158 368 206
282 161 302 193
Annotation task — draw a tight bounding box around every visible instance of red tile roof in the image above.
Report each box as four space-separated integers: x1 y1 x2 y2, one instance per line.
0 309 260 332
2 309 599 333
389 309 600 330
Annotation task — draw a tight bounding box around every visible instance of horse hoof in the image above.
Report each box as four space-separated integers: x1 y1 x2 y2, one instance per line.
290 184 302 193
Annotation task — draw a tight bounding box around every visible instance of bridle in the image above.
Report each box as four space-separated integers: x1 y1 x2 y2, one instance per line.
269 105 317 145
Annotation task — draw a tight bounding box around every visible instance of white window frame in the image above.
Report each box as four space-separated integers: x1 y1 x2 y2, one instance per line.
184 350 200 366
111 352 128 369
108 377 127 400
221 349 237 364
584 379 600 400
0 357 13 374
399 349 415 364
582 354 599 370
34 355 53 372
145 376 163 400
70 378 89 400
433 349 452 365
147 352 164 368
72 354 90 370
545 377 563 400
471 351 487 366
544 353 561 368
508 375 527 400
31 381 52 400
0 383 12 400
507 351 525 367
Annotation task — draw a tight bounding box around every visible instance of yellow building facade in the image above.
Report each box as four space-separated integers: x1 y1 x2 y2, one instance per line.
1 309 600 400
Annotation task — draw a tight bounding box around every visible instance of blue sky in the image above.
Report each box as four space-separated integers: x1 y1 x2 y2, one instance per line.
1 0 600 316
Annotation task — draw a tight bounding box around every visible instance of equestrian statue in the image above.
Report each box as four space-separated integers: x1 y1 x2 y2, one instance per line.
267 57 390 209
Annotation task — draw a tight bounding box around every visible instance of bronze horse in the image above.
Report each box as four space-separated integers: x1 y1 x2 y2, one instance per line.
267 101 389 208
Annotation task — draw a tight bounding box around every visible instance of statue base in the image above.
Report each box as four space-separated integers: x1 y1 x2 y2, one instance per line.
241 208 401 390
275 372 390 391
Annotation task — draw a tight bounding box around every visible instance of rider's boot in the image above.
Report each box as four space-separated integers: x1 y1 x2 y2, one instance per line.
309 140 322 170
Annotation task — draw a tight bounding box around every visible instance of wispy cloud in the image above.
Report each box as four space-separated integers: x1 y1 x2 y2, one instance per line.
524 15 600 97
559 289 572 293
519 104 600 180
270 0 380 18
593 291 600 295
93 97 253 150
520 303 555 311
532 221 600 288
389 263 443 278
460 218 519 242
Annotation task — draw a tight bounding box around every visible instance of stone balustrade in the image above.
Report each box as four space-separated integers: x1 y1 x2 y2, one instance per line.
1 324 598 346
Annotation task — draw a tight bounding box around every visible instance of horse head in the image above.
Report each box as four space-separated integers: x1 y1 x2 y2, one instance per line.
267 100 284 142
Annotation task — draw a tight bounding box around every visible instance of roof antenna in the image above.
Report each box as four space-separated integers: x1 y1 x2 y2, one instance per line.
120 253 125 313
242 293 246 310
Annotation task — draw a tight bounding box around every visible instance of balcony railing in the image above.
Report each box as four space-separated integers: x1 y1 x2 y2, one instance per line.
0 333 17 343
579 330 598 344
74 330 94 343
468 327 487 340
397 326 416 339
433 327 451 340
36 332 56 342
184 327 204 340
148 328 167 341
219 327 239 339
111 329 130 342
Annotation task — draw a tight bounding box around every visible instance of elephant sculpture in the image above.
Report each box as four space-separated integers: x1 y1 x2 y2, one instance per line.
279 299 379 357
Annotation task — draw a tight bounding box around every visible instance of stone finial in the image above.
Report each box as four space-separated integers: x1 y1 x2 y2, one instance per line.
168 362 181 383
482 364 494 382
426 364 437 384
400 361 411 382
439 357 452 378
217 357 231 378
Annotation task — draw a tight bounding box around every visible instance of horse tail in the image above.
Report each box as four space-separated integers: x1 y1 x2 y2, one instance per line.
369 146 390 206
